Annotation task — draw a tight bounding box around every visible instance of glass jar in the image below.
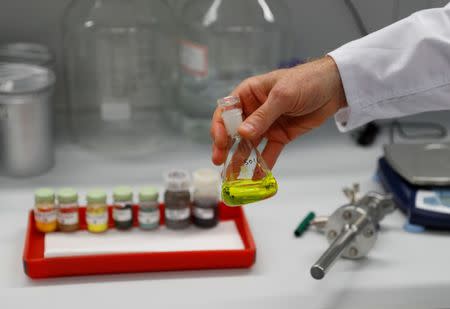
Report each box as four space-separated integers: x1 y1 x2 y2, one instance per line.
192 169 220 228
113 186 134 230
57 188 79 232
138 187 160 230
63 0 178 158
178 0 293 141
86 189 108 233
164 170 191 230
34 188 57 233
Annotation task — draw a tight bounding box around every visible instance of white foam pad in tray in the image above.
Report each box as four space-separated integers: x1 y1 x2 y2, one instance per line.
44 221 245 258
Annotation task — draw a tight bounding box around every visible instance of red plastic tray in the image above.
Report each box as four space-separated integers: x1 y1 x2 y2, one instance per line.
23 203 256 279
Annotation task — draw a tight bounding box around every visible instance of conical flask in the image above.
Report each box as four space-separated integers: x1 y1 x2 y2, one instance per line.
218 96 278 206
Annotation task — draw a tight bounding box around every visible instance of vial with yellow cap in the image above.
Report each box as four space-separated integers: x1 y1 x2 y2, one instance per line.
218 96 278 206
86 189 108 233
34 188 57 233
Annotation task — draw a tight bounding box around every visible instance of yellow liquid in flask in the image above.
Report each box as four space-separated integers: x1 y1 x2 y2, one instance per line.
221 173 278 206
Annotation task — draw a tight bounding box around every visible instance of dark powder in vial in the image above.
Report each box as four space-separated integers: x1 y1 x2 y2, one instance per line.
164 190 191 229
114 204 133 230
192 197 218 228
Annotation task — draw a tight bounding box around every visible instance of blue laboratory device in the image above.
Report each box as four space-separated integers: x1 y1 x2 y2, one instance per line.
377 143 450 230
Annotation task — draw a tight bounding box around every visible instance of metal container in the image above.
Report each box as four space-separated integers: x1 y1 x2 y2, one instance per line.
0 63 55 177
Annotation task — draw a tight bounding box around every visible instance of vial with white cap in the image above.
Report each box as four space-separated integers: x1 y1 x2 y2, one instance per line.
192 169 221 228
164 170 191 229
218 96 278 206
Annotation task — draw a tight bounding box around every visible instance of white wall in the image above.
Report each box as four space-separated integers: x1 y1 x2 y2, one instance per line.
0 0 445 113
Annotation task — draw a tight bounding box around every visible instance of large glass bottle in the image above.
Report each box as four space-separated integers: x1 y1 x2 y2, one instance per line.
63 0 178 158
178 0 293 141
218 96 278 206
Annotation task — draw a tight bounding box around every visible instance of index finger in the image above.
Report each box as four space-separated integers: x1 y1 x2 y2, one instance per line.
211 107 228 150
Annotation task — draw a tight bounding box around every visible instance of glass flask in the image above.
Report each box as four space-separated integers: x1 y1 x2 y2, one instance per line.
218 96 278 206
63 0 178 158
178 0 293 141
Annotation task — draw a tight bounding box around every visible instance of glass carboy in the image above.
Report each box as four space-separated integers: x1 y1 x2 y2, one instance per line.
178 0 293 141
63 0 177 157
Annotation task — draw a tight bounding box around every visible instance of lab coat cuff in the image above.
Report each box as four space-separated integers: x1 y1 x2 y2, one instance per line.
328 48 370 132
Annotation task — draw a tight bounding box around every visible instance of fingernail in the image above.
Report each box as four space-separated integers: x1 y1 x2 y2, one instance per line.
240 122 256 136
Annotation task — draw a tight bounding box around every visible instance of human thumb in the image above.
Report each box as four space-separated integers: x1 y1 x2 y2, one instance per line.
238 94 286 140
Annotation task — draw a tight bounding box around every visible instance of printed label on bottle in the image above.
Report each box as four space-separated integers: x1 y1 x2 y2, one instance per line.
138 210 160 225
57 211 79 225
86 212 108 225
193 207 214 220
34 209 57 223
165 208 190 221
113 207 132 222
59 203 78 210
180 40 208 77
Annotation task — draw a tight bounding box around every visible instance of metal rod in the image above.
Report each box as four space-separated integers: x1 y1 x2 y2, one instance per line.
310 215 370 280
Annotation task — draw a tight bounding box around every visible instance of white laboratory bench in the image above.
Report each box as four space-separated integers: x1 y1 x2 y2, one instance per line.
1 115 450 309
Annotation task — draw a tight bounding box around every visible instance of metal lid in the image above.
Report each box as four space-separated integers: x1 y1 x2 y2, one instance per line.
57 188 78 204
87 189 107 204
0 43 53 66
35 188 55 203
164 170 191 191
113 186 133 202
0 63 55 95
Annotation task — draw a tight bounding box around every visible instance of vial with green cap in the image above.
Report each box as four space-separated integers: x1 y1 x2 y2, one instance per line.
57 188 79 232
34 188 57 233
113 186 134 230
86 189 108 233
138 187 160 230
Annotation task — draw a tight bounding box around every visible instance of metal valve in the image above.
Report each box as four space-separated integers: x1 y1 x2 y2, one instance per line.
310 185 396 280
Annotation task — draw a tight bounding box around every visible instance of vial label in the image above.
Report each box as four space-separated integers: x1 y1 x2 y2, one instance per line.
86 212 108 225
113 207 132 222
193 207 214 220
35 209 57 223
165 208 190 221
138 210 160 225
180 40 208 77
57 212 79 225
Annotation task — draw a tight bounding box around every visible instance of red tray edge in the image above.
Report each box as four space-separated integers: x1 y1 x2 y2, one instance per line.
23 203 256 279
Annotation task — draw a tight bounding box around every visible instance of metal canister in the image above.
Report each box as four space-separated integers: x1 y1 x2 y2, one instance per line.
0 63 55 177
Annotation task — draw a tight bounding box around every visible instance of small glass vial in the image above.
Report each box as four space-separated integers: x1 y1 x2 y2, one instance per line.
164 170 191 230
57 188 79 232
86 189 108 233
113 186 134 230
192 169 221 228
34 188 57 233
138 187 160 230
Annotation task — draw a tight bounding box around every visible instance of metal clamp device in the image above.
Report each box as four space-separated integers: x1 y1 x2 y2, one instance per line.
310 184 396 280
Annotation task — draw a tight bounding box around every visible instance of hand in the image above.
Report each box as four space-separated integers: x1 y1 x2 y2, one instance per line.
211 56 347 169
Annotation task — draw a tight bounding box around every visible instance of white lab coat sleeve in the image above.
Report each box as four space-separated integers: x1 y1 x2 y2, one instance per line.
328 4 450 132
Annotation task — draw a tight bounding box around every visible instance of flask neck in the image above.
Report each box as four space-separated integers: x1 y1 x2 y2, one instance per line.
222 109 243 137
